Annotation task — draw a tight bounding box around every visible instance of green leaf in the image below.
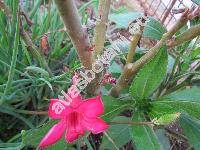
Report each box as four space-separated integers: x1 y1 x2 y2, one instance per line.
38 78 53 91
191 0 200 5
191 47 200 59
0 105 34 129
164 87 200 101
25 66 49 77
153 113 180 125
29 0 41 19
0 13 20 104
100 116 132 150
155 129 170 150
78 0 98 13
0 143 23 150
109 12 142 28
109 12 166 40
150 87 200 119
179 115 200 150
108 61 122 73
102 96 132 122
21 121 69 149
143 17 167 40
130 45 168 100
131 112 162 150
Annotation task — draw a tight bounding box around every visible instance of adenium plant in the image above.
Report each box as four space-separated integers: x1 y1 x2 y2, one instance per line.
0 0 200 150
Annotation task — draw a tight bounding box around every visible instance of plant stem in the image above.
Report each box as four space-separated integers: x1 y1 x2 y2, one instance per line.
86 0 111 95
93 0 111 58
165 127 188 141
109 121 154 126
168 24 200 47
55 0 92 69
20 29 52 76
109 10 190 97
126 19 145 64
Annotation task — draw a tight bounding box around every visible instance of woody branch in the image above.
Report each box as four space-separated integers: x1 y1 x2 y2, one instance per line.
93 0 111 59
168 23 200 47
55 0 92 69
86 0 111 95
109 9 200 97
126 18 145 64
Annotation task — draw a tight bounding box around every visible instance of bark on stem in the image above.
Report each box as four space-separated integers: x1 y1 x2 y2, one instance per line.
21 29 52 76
109 13 189 97
86 0 111 95
126 35 141 64
93 0 111 58
55 0 92 69
126 21 145 64
169 24 200 47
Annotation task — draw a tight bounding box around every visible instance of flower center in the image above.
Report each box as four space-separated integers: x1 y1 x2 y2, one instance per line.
66 111 82 132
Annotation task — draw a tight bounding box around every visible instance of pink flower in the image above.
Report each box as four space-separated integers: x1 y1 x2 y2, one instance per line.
38 94 109 149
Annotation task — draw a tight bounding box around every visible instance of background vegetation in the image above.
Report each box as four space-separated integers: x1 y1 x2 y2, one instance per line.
0 0 200 149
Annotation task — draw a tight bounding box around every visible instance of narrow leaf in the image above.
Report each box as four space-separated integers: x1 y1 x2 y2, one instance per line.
26 66 49 77
1 14 20 104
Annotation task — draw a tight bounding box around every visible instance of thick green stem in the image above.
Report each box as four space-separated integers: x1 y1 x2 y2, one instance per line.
93 0 111 58
55 0 92 69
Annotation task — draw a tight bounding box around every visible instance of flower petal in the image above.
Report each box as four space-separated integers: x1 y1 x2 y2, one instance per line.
77 95 104 118
65 113 85 143
82 117 109 134
38 119 66 149
75 116 85 136
48 99 72 119
67 74 83 108
65 129 79 143
69 92 83 108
